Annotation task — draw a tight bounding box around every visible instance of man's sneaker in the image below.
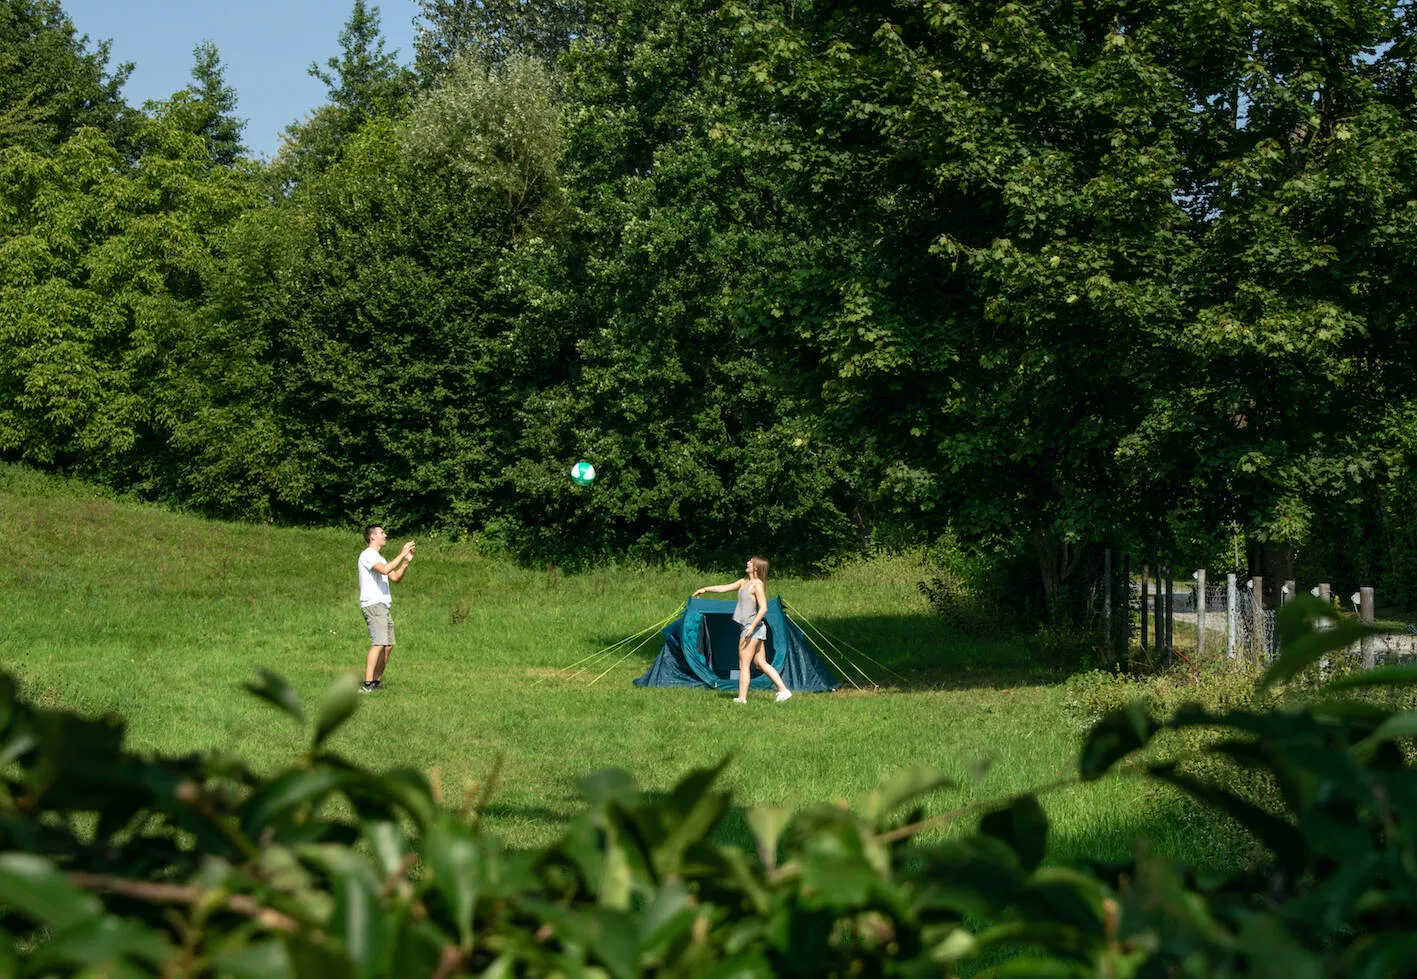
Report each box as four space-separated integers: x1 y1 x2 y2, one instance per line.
371 680 382 690
360 681 377 693
775 689 793 703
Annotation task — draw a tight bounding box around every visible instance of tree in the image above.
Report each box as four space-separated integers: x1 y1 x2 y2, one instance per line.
183 39 245 166
0 100 262 503
412 0 586 78
724 1 1197 604
231 54 567 528
0 0 133 152
723 0 1417 603
481 0 865 568
274 0 413 188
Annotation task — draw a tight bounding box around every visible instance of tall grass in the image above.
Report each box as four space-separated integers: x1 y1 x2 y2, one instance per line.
5 463 1222 865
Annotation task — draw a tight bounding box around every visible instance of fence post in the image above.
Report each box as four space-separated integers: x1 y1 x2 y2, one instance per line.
1154 563 1164 653
1226 573 1237 659
1195 569 1207 656
1140 563 1149 653
1164 566 1174 665
1250 576 1264 663
1316 583 1332 675
1360 586 1376 669
1103 549 1112 655
1120 553 1130 661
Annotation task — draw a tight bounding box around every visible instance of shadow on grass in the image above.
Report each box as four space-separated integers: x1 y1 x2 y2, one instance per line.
584 612 1089 692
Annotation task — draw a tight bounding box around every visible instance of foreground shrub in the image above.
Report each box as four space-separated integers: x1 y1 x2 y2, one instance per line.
2 596 1417 975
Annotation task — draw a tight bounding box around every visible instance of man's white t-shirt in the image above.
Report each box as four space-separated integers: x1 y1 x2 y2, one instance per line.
358 547 392 608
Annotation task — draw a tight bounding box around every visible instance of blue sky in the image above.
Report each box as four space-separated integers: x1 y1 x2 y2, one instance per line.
62 0 419 159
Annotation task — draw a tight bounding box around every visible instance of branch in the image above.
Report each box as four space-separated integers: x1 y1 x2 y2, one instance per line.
66 872 300 934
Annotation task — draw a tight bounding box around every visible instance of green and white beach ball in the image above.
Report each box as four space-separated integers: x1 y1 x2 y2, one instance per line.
570 461 597 485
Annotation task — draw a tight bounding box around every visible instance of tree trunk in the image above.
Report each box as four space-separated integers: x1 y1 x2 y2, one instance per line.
1033 531 1084 624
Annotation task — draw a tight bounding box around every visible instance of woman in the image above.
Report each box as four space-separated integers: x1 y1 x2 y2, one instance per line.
692 556 792 703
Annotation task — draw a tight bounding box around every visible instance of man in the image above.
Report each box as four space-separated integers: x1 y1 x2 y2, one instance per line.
358 525 415 692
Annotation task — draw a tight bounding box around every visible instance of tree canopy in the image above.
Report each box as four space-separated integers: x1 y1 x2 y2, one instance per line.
2 0 1416 589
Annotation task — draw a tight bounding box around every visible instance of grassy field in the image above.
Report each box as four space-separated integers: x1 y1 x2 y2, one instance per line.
4 463 1224 865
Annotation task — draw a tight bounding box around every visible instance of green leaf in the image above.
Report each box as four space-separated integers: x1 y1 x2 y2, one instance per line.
240 765 350 835
371 768 438 831
586 907 639 979
29 913 176 972
364 819 410 879
859 766 955 826
1079 701 1156 781
798 822 879 909
696 951 776 979
1324 665 1417 694
243 669 305 724
423 816 480 950
1354 710 1417 759
979 795 1048 872
746 805 792 870
324 852 389 979
636 882 695 957
1235 914 1322 978
1261 595 1381 692
213 939 296 979
653 760 731 877
0 852 103 929
578 768 639 807
313 674 361 749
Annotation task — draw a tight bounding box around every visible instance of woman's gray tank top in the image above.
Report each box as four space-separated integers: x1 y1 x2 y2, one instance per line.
733 584 759 625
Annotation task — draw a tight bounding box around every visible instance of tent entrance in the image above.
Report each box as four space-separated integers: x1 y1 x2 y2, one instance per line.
698 612 768 679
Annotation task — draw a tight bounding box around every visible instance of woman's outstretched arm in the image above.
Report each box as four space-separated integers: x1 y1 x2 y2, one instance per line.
693 578 746 597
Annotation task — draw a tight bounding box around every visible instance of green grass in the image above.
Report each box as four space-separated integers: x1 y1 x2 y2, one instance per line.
4 463 1225 865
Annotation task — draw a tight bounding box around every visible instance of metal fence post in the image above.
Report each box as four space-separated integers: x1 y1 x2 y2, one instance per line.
1154 563 1164 653
1316 583 1332 675
1195 569 1207 656
1250 576 1265 663
1226 573 1237 659
1360 586 1376 669
1140 563 1149 654
1164 566 1174 664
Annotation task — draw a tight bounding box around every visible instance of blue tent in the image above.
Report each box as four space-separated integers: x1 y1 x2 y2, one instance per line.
633 596 838 692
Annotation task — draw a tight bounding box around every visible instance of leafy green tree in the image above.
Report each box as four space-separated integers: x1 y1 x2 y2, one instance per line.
1111 0 1417 590
311 0 409 116
230 54 566 528
412 0 585 77
0 103 261 501
275 0 414 187
182 39 245 166
725 1 1201 601
0 0 133 151
485 0 864 568
724 0 1417 601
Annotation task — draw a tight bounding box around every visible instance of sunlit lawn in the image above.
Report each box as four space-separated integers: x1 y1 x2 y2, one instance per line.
6 463 1216 864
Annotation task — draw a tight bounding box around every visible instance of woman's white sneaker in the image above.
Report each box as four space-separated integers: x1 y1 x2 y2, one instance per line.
775 690 792 703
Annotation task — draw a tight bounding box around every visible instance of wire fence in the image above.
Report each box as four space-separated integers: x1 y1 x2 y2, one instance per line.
1106 555 1405 669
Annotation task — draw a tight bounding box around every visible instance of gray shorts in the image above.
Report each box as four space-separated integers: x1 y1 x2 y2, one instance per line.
362 603 395 646
740 621 767 642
